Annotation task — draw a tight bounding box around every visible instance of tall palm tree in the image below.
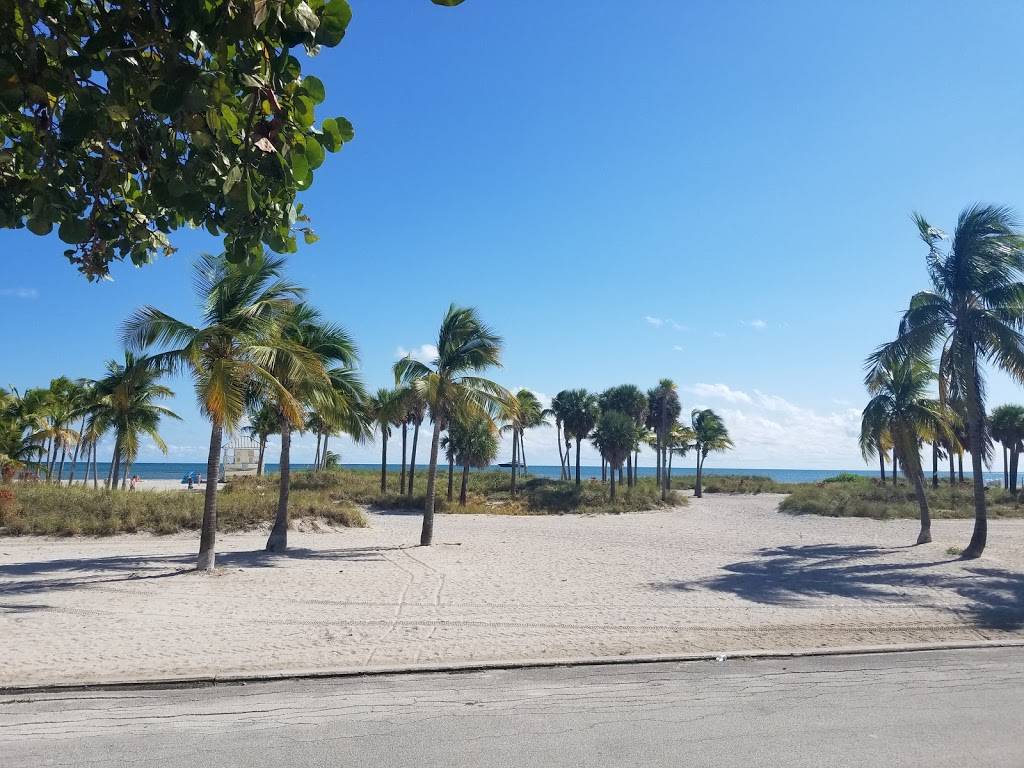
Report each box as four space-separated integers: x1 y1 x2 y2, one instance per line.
551 390 571 480
123 252 305 571
244 403 279 477
859 406 893 484
499 389 544 497
690 409 733 499
446 412 499 506
647 379 681 500
92 352 181 489
559 389 599 487
395 304 506 546
403 389 426 496
590 410 635 501
263 303 362 553
871 205 1024 557
863 354 957 545
599 385 648 486
369 387 406 494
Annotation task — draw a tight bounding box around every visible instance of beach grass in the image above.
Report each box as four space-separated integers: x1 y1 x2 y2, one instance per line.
0 483 366 536
0 468 681 536
670 474 799 494
779 476 1024 520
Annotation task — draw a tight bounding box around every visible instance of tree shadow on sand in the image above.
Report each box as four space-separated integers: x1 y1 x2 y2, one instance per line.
0 545 415 602
658 543 1024 631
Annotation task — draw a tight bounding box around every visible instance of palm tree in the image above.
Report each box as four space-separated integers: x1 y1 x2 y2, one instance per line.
244 403 279 477
395 304 506 546
403 389 426 496
859 406 893 484
551 390 571 480
559 389 599 487
91 352 181 489
690 409 733 499
863 354 957 544
665 422 696 489
871 205 1024 557
369 387 406 494
647 379 681 501
263 303 362 553
499 389 545 497
590 410 635 501
990 404 1024 492
123 252 305 571
446 413 499 505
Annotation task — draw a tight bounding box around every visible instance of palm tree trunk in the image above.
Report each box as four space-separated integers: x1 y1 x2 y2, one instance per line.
666 449 673 490
601 457 606 482
91 442 99 489
447 452 454 502
68 415 86 486
906 441 932 545
655 438 661 484
932 443 939 489
695 454 703 498
626 452 632 487
878 447 886 483
107 434 121 490
400 422 408 495
519 430 528 473
257 436 266 477
1003 444 1009 489
459 463 469 506
422 419 443 546
575 439 582 487
408 421 420 496
510 427 518 497
321 434 330 469
957 452 964 484
121 458 130 489
1010 448 1019 494
892 454 898 485
197 419 223 571
379 432 388 493
556 423 566 481
56 444 67 484
313 430 322 472
634 449 639 484
609 463 616 500
266 415 291 553
962 367 989 559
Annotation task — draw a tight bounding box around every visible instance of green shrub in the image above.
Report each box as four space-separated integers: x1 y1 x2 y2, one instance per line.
822 472 863 483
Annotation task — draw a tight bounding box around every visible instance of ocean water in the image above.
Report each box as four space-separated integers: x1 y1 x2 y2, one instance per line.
76 462 1006 485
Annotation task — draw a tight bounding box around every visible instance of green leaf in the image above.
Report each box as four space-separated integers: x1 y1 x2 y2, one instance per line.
316 0 352 47
301 75 325 104
335 116 354 142
321 118 342 152
295 1 321 33
303 136 325 170
290 151 310 183
58 218 91 244
293 96 315 128
303 229 319 245
27 217 52 236
150 83 185 114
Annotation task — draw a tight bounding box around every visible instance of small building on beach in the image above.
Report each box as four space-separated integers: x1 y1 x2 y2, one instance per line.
220 434 260 480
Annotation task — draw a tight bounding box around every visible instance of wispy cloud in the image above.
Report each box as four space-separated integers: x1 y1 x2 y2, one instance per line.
712 331 727 338
688 382 753 404
672 345 684 352
644 315 664 328
395 343 438 363
0 287 38 299
742 319 767 330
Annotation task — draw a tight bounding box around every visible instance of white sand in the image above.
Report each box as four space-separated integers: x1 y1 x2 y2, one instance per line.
2 493 1023 688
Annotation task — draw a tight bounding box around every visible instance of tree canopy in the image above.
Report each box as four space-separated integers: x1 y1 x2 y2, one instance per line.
2 0 462 278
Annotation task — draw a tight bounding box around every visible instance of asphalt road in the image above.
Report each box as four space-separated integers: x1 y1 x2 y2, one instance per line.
3 648 1022 767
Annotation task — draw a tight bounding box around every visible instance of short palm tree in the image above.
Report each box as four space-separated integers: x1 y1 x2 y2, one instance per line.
863 354 957 544
590 410 635 501
92 352 180 489
395 304 506 546
989 404 1024 491
559 389 599 487
446 412 500 506
369 387 407 494
870 205 1024 557
123 253 305 570
690 409 733 499
244 403 279 477
499 389 545 497
551 390 571 480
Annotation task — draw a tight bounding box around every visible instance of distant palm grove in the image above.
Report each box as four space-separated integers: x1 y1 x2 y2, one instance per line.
861 203 1024 558
1 253 733 567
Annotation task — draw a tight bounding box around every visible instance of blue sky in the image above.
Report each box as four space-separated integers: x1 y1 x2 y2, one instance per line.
4 0 1024 469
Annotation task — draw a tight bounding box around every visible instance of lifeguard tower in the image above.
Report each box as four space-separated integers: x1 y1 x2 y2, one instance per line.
220 433 260 480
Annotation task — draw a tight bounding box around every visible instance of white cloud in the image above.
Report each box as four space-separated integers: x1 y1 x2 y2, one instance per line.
644 315 664 328
0 287 38 299
672 345 684 352
670 320 688 331
395 343 438 363
712 331 727 338
743 319 768 330
688 382 753 404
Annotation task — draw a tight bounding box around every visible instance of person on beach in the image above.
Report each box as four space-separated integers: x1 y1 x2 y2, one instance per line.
187 474 194 490
129 475 139 492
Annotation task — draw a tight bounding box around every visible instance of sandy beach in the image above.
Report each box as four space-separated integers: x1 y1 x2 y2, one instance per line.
2 493 1023 688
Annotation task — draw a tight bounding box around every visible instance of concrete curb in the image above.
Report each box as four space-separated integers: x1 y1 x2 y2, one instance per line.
4 639 1024 694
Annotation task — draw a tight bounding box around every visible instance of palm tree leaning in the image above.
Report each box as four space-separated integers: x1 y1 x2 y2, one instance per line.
690 409 733 499
123 253 305 571
871 205 1024 558
395 304 506 546
263 303 362 553
862 354 956 544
